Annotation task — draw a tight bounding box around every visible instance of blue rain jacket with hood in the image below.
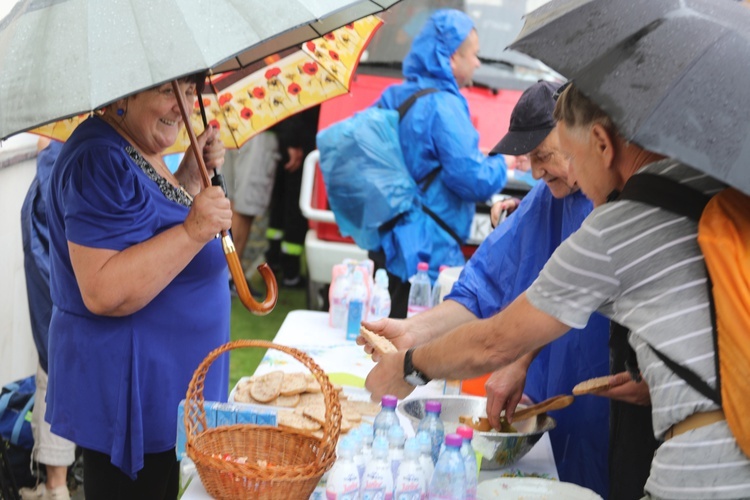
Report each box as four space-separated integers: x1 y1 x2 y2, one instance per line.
447 182 610 498
375 9 507 282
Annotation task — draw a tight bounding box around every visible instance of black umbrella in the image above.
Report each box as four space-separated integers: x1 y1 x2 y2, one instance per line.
509 0 750 195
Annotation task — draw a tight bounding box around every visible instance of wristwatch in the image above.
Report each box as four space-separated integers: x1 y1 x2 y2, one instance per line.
403 348 431 386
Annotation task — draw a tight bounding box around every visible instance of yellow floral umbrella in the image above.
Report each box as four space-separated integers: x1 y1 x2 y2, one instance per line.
31 15 383 154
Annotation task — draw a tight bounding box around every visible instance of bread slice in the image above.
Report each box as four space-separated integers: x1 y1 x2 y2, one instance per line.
298 392 325 407
343 399 381 417
270 394 301 408
360 326 398 355
250 371 284 403
280 372 308 396
277 410 321 433
306 379 322 393
302 406 353 433
306 402 362 423
572 375 612 395
459 415 492 432
233 379 261 404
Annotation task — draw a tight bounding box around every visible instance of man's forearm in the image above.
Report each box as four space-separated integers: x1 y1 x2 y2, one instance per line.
411 314 522 381
410 294 569 382
407 299 478 345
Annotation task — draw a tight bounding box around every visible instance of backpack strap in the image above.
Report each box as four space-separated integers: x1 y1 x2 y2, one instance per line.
396 88 440 119
0 383 20 416
609 321 642 382
10 394 33 447
392 88 463 247
619 173 711 220
420 204 463 246
618 173 721 406
397 87 443 191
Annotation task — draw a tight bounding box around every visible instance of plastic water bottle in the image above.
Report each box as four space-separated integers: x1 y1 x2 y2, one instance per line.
374 395 400 438
416 431 435 485
416 401 444 464
456 425 478 499
349 427 366 482
330 264 352 329
326 436 361 499
395 438 426 500
430 265 449 307
361 436 394 500
369 268 392 321
387 424 406 482
428 434 466 500
359 422 374 462
407 262 432 318
346 271 368 340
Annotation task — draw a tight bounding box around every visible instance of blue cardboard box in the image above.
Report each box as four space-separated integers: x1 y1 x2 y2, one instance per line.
215 402 237 427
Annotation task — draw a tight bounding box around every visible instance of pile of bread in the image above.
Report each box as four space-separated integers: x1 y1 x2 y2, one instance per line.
233 371 380 438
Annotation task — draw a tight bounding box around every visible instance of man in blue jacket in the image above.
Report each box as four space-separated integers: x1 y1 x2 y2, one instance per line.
371 9 507 317
361 82 611 497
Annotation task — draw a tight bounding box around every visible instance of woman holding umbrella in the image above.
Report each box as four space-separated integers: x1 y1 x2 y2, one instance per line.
45 74 231 499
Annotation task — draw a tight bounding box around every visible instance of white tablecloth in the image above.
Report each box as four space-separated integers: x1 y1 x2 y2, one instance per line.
182 310 558 499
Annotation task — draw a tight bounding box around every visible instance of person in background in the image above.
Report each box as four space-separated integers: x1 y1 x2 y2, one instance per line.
265 106 320 288
365 82 750 499
45 75 231 499
360 81 611 497
223 131 280 294
19 138 76 500
370 9 508 317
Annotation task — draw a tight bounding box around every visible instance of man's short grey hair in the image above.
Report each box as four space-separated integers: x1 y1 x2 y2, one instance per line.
553 83 617 137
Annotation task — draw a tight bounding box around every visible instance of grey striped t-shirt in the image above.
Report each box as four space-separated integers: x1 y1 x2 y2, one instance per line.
526 160 750 499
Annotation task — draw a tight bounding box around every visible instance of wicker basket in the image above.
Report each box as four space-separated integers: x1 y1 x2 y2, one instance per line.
185 340 342 499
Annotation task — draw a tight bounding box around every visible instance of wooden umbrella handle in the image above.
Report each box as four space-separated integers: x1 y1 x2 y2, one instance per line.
223 236 278 315
171 80 278 315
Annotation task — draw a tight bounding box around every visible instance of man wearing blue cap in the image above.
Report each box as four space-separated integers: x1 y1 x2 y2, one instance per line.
370 9 508 317
362 81 612 497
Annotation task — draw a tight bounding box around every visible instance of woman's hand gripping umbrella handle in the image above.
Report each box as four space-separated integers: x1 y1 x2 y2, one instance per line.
171 80 278 315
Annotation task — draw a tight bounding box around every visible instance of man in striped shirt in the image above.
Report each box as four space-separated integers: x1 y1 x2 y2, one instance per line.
365 83 750 499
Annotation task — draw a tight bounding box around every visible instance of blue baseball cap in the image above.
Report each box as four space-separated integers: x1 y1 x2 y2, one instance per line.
491 81 561 156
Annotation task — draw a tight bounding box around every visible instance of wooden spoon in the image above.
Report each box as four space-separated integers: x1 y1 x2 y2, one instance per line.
512 394 574 421
459 394 575 432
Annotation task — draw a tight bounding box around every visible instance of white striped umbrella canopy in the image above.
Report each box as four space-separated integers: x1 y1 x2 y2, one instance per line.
0 0 400 140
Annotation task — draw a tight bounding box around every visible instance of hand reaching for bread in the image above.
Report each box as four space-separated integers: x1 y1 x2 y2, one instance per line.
359 326 398 356
356 319 416 361
573 372 651 406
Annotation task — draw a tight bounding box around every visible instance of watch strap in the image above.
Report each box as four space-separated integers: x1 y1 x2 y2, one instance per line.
404 347 431 385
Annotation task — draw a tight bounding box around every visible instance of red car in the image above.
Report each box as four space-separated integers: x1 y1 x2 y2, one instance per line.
301 0 558 309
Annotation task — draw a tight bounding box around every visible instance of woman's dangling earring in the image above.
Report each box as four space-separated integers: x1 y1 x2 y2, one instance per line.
116 108 125 117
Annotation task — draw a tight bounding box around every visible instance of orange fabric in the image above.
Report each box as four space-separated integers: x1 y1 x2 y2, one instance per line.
698 188 750 458
461 373 492 396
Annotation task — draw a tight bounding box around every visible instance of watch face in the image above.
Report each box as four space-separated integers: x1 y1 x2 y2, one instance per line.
405 373 427 386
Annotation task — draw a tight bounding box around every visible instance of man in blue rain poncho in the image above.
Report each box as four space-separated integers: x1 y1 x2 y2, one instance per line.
360 82 610 497
370 9 507 317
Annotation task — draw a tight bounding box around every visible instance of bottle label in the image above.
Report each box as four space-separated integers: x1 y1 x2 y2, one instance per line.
406 305 429 318
331 299 347 329
346 300 364 340
395 492 421 500
395 472 422 500
361 470 393 500
326 491 359 500
361 486 391 500
370 296 391 322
